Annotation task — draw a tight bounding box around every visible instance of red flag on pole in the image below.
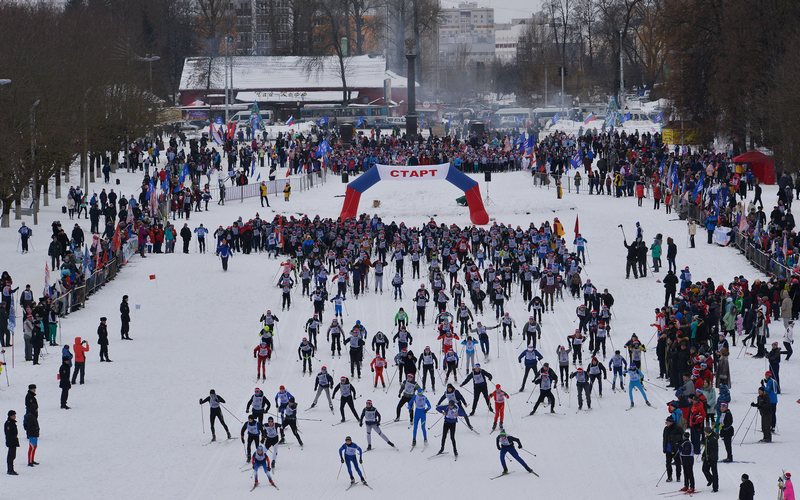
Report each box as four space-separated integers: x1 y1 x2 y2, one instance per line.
574 215 580 239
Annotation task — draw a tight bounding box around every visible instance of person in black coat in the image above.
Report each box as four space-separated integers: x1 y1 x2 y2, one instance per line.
662 416 683 482
120 295 131 340
663 270 679 307
701 426 719 492
59 359 72 409
22 407 39 467
4 410 19 475
31 324 45 365
718 402 734 462
666 237 677 273
180 223 192 254
739 473 755 500
623 239 639 279
97 317 111 362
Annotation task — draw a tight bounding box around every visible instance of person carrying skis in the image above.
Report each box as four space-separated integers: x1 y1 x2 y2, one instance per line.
338 436 367 485
297 337 316 374
496 430 535 475
529 364 558 415
253 340 271 380
627 365 652 408
251 445 276 489
461 363 494 416
332 376 359 422
240 414 262 461
489 384 510 430
434 400 462 457
518 345 543 392
310 365 334 410
359 400 394 450
408 388 431 447
199 389 232 441
570 367 592 410
245 387 271 426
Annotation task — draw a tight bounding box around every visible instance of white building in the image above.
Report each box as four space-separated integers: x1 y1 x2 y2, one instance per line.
494 19 532 64
438 2 495 65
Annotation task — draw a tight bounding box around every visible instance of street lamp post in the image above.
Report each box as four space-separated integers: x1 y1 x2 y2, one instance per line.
135 54 161 93
619 30 625 109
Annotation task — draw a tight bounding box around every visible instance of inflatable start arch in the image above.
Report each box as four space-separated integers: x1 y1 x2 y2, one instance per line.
339 163 490 225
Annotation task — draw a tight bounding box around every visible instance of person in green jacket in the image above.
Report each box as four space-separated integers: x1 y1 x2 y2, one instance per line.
650 235 663 272
394 308 408 329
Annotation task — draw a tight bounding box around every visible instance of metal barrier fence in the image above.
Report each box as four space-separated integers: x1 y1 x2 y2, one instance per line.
52 238 138 318
529 169 795 279
209 170 327 203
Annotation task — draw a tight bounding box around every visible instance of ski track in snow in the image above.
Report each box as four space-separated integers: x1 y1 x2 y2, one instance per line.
1 166 796 499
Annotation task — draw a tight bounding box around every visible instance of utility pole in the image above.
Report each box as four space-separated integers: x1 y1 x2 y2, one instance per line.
560 66 565 113
544 66 548 107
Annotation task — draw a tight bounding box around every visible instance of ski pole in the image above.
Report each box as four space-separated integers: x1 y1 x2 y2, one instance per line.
732 405 752 442
427 414 444 430
519 448 537 457
200 404 205 434
525 386 537 404
739 409 759 446
337 460 344 480
554 386 562 406
221 403 244 424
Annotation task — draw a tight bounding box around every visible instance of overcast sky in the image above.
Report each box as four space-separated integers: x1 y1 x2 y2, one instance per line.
439 0 544 23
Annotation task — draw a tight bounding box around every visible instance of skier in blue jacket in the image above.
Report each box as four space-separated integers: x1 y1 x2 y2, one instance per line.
496 430 535 475
627 366 652 407
407 388 431 446
338 436 367 485
517 345 543 391
435 400 464 457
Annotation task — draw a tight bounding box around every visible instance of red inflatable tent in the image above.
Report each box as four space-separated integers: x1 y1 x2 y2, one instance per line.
733 151 776 185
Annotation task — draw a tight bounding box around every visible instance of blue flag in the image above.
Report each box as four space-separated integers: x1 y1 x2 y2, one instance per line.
570 149 582 169
693 171 705 199
355 116 365 128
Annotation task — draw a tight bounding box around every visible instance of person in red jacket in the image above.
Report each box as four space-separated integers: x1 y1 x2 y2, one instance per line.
635 181 645 207
71 337 90 385
253 341 271 380
688 393 706 454
369 354 387 388
489 384 510 431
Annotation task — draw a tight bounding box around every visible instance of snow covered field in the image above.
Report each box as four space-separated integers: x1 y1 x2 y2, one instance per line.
1 165 796 500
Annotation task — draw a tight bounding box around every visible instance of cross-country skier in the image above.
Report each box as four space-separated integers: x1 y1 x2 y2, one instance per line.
408 388 431 446
496 430 534 475
278 397 303 446
518 345 543 392
245 388 271 426
528 364 558 415
310 365 334 410
250 445 276 489
261 417 281 468
199 389 231 441
395 374 420 422
332 376 359 422
253 340 271 380
298 337 316 373
500 312 516 340
418 346 439 392
570 367 591 410
489 384 510 430
461 363 494 415
371 330 389 358
460 336 478 372
627 365 652 407
369 353 387 388
608 350 628 390
434 400 462 457
359 400 394 450
339 436 367 485
241 414 262 461
327 319 343 357
679 430 695 493
586 356 607 397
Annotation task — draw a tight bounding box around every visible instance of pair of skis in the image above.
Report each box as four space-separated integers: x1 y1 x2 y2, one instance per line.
489 470 540 480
